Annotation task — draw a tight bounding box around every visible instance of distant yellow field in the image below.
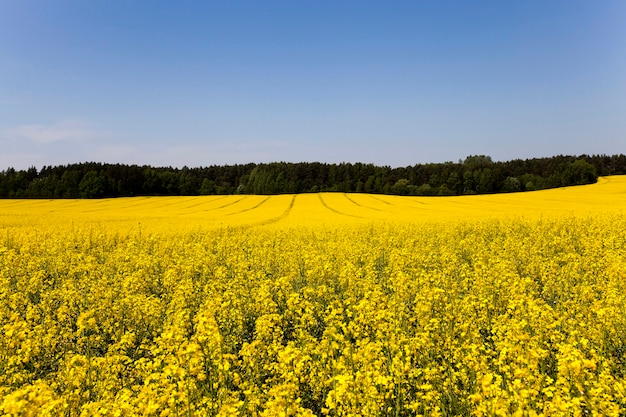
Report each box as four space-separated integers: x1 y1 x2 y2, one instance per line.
1 175 625 230
1 176 626 416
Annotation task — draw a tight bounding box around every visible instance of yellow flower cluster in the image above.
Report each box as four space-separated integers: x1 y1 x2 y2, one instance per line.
1 177 626 415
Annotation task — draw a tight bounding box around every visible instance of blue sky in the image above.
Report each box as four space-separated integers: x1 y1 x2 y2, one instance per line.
1 1 625 170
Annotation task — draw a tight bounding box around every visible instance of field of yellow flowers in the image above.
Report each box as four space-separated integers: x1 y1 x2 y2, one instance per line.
1 176 626 416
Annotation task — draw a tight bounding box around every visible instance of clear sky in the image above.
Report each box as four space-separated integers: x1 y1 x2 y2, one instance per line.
1 1 625 170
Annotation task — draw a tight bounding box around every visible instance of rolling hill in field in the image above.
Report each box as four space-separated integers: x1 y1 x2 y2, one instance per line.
1 175 625 230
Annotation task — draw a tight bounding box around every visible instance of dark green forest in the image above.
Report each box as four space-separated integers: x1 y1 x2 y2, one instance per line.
1 154 624 198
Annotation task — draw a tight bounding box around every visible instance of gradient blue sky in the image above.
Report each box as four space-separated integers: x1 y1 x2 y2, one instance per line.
1 1 625 170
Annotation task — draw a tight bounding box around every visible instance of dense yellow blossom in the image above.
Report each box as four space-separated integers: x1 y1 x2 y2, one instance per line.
1 176 626 415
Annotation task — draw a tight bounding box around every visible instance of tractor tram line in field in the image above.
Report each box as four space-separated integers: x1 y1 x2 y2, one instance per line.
317 193 364 219
247 194 297 227
366 194 393 205
178 195 230 210
225 196 272 216
171 196 238 216
342 193 383 212
209 196 249 211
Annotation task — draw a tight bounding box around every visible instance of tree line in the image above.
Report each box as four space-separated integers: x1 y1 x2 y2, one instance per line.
0 154 624 199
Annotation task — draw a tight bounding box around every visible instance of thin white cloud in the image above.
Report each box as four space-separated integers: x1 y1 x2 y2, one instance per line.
3 120 98 144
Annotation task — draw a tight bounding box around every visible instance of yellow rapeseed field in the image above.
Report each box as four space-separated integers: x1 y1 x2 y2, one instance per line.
1 176 626 416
